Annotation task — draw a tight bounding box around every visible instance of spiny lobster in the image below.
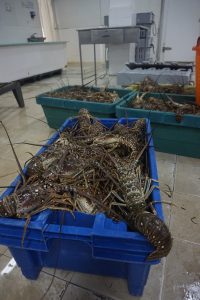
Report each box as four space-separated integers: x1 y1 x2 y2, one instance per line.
26 108 104 178
94 119 172 260
0 109 172 260
114 159 172 260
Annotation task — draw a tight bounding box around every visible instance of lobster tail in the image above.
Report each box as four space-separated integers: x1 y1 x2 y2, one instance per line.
133 212 172 260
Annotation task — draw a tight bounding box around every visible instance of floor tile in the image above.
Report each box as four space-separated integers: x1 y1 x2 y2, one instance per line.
0 255 66 300
162 239 200 300
175 156 200 196
160 192 172 227
0 158 18 179
0 143 40 163
156 152 176 191
0 245 7 255
0 254 10 268
156 152 176 164
4 121 53 146
42 267 73 282
4 249 12 258
170 192 200 244
0 172 18 195
0 97 19 109
71 261 164 300
62 283 110 300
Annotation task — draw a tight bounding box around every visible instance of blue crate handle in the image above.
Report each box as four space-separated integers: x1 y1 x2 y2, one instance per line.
43 223 92 244
43 210 95 245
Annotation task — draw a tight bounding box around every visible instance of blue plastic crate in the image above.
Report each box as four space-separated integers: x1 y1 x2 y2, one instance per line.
0 117 163 296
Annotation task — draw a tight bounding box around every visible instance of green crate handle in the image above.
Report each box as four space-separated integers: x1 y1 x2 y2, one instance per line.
123 92 136 102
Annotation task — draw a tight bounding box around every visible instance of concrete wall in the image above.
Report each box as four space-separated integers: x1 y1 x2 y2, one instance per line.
0 0 42 43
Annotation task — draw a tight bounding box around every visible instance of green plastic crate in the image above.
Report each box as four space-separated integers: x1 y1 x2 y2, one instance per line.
36 86 134 128
116 93 200 158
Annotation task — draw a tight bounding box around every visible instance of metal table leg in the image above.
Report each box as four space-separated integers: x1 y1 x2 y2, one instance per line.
94 44 97 85
0 81 25 108
12 82 25 108
79 42 84 85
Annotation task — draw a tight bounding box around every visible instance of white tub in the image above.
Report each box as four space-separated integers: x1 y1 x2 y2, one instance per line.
0 41 67 83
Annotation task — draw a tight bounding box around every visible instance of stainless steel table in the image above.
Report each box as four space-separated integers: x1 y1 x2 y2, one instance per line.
77 26 147 85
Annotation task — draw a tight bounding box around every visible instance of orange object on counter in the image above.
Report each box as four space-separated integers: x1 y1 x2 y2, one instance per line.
192 37 200 106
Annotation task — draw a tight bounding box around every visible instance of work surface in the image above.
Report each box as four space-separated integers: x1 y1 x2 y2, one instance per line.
0 64 199 300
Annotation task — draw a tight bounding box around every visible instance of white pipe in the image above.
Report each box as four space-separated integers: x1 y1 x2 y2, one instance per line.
156 0 165 62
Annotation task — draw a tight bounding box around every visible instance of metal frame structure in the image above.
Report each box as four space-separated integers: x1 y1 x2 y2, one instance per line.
77 26 147 85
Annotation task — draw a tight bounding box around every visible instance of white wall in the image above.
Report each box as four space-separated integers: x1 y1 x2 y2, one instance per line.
0 0 42 43
53 0 109 63
54 0 109 29
58 28 105 63
53 0 162 63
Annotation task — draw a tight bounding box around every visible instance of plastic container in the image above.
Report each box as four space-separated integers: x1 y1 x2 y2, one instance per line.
0 117 163 296
116 92 200 158
36 86 134 128
117 65 192 85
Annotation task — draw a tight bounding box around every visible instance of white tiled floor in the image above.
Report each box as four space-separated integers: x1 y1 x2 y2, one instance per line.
0 64 200 300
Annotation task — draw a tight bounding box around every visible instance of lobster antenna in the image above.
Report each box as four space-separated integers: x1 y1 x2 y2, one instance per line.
129 128 153 173
136 132 153 163
13 142 46 147
0 121 26 184
26 115 61 136
0 186 16 189
26 115 49 125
